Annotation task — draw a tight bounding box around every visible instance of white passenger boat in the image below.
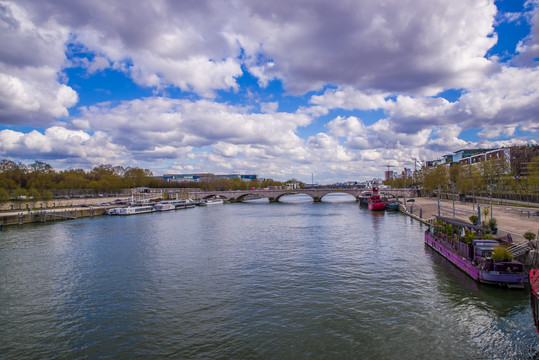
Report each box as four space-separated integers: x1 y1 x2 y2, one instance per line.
153 202 176 211
174 198 196 209
116 205 154 215
199 197 224 206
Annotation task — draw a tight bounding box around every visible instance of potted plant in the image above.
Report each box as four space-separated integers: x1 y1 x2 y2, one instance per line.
524 231 537 241
469 215 478 225
491 245 514 261
488 218 498 234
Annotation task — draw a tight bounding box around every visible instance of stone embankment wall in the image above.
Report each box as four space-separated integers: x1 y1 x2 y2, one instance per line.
1 207 109 226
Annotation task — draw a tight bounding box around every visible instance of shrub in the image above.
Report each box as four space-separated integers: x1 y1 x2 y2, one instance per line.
524 232 537 241
491 245 514 261
488 218 497 231
469 215 478 225
481 234 495 240
462 230 475 245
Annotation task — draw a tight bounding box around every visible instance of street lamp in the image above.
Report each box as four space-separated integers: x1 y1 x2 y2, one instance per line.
452 183 455 217
488 184 493 219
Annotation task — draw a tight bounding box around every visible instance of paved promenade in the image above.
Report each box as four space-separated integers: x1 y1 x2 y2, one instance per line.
405 197 538 242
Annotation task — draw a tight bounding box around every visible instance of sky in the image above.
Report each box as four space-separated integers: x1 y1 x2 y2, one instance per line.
0 0 538 183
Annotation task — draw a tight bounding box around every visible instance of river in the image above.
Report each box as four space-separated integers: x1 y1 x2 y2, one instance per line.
0 194 537 359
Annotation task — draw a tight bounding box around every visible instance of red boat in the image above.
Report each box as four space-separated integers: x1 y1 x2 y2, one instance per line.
530 269 539 334
368 182 386 211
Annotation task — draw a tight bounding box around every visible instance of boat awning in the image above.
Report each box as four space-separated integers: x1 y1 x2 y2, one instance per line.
434 215 490 232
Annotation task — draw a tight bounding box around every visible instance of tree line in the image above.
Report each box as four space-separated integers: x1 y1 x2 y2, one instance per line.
385 149 539 201
0 160 285 203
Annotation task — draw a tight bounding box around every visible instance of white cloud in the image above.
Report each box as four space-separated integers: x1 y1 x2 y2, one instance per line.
0 126 123 165
515 0 539 64
0 1 78 125
309 87 391 111
11 0 500 98
74 97 312 156
87 56 110 74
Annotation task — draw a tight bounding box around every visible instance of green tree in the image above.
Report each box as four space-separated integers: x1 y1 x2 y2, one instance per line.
124 167 153 188
422 165 449 194
0 188 9 203
41 190 53 201
27 188 41 201
13 188 28 201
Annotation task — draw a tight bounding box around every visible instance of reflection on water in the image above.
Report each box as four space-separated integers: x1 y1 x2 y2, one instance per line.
0 201 537 358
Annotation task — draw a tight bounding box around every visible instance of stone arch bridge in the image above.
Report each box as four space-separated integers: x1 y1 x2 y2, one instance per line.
189 188 417 203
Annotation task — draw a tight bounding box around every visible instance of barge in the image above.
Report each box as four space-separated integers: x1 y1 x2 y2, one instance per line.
425 216 527 288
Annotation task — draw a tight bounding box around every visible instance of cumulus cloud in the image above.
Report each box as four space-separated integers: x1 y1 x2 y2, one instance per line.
309 87 391 111
239 0 498 95
0 126 123 166
314 64 539 140
73 97 311 156
515 0 539 64
12 0 500 98
0 1 78 125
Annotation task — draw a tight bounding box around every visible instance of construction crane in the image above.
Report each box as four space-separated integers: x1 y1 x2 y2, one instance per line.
384 165 395 180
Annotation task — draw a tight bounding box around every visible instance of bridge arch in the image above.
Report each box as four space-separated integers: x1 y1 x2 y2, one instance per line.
234 193 268 202
200 194 228 200
274 192 314 202
319 191 357 202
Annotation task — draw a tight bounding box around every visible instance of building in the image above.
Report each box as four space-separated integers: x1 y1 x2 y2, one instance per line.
216 174 258 181
422 145 538 177
402 168 413 177
163 173 258 182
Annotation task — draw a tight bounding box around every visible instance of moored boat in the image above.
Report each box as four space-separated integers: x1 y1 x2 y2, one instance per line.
386 202 400 211
115 205 154 215
199 197 224 206
106 207 121 215
153 202 176 211
173 198 195 209
368 182 386 211
425 216 527 288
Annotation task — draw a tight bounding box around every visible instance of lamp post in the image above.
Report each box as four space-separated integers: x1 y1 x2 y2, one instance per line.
452 183 455 217
488 184 493 219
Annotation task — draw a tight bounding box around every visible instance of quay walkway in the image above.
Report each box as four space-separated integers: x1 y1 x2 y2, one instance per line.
401 197 538 264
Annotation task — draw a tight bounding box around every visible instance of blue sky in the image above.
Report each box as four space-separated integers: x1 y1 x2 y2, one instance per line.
0 0 538 183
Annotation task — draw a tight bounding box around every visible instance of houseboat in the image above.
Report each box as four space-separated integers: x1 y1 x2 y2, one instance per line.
425 216 527 288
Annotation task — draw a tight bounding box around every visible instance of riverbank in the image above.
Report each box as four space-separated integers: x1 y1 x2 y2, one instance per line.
0 206 112 226
401 197 538 242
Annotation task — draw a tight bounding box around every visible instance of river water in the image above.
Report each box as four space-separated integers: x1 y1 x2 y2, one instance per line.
1 194 538 359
